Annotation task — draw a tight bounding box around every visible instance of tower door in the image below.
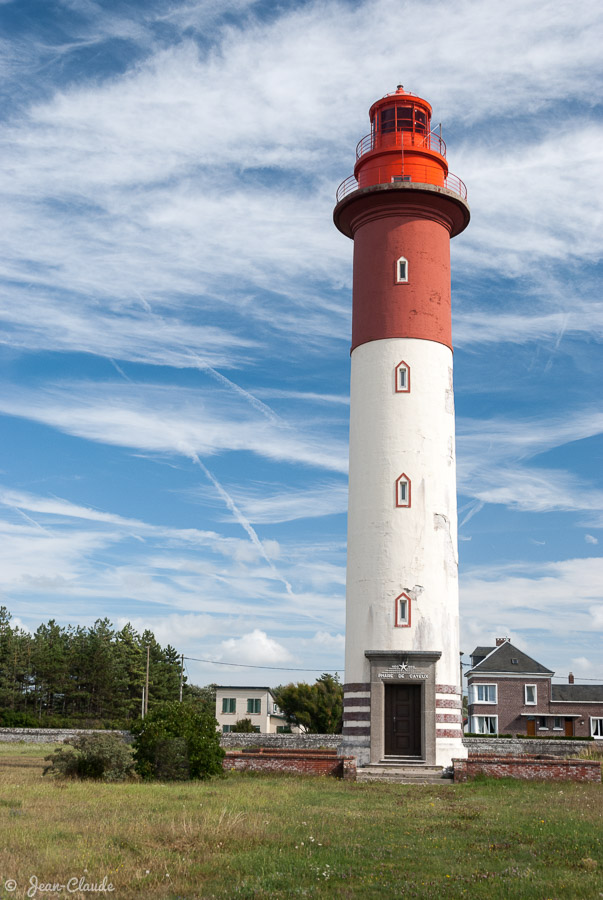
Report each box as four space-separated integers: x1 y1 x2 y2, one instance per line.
384 684 421 757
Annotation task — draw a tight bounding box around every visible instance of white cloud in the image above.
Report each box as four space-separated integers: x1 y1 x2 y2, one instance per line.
585 534 599 545
0 382 348 473
195 482 349 524
217 629 292 666
309 630 345 649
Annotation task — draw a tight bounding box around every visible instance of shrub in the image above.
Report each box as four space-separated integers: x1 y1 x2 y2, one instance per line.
152 738 190 781
231 718 257 733
43 733 135 781
515 733 594 740
132 701 224 780
464 733 511 738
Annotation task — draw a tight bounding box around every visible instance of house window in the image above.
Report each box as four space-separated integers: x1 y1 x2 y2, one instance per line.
472 716 498 735
396 474 411 508
511 659 519 665
395 257 409 283
538 717 548 729
474 684 497 704
591 718 603 739
524 685 537 705
247 698 261 715
395 361 410 393
276 725 291 734
253 726 261 733
553 717 562 730
222 725 233 733
222 697 236 714
395 592 411 627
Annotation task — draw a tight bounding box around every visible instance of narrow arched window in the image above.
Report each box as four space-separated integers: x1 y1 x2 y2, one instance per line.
395 592 411 627
396 473 411 508
395 360 410 393
396 256 408 283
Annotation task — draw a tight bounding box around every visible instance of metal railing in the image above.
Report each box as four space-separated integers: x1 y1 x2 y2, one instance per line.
335 171 467 204
355 130 447 160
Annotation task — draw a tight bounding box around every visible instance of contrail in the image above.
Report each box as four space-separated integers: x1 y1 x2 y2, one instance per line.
136 292 282 424
189 450 294 597
11 506 48 531
459 500 484 528
186 348 282 425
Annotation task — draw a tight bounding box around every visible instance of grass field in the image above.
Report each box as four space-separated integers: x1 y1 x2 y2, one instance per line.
0 743 601 899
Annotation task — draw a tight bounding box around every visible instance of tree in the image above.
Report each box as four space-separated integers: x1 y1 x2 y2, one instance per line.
132 700 224 780
183 682 217 709
274 673 343 733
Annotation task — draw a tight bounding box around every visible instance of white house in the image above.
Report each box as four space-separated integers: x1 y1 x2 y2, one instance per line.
215 686 304 734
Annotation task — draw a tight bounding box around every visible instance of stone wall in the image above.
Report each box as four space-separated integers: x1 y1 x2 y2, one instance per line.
223 749 356 779
0 728 132 744
219 732 341 750
453 755 601 784
463 736 594 758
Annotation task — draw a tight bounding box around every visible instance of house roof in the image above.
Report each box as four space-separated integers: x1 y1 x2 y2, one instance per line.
471 646 495 660
467 641 554 676
551 684 603 703
215 686 275 695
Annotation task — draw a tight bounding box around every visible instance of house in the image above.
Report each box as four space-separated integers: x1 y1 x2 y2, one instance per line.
466 638 603 738
215 686 304 734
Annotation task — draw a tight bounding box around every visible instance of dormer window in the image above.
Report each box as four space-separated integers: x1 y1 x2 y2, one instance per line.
395 361 410 393
396 257 409 283
396 474 411 508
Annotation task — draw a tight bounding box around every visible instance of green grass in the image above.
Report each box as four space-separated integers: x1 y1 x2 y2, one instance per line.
0 743 601 899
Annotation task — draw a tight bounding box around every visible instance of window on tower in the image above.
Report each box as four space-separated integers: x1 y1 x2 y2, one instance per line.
396 474 411 508
395 592 411 627
395 361 410 393
396 257 408 283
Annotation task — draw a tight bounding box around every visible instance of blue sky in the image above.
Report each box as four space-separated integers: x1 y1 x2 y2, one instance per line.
0 0 602 688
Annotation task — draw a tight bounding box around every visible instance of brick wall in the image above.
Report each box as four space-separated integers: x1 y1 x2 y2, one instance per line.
222 750 356 779
453 755 601 783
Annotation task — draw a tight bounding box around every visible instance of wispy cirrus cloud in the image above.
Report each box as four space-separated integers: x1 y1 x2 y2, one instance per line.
0 381 348 473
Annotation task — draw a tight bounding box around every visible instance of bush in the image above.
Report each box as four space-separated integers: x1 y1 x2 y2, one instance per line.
43 733 135 781
153 738 190 781
132 701 224 780
515 733 594 740
231 718 257 733
464 733 512 738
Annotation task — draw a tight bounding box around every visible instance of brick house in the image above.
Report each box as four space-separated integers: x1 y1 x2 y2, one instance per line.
466 639 603 739
215 686 304 734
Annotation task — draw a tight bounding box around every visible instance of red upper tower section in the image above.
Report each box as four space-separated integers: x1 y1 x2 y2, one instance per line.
333 87 470 353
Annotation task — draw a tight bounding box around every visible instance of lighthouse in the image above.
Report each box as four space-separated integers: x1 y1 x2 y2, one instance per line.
334 86 469 771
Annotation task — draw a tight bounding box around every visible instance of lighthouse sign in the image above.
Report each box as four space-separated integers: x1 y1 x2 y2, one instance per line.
378 663 427 680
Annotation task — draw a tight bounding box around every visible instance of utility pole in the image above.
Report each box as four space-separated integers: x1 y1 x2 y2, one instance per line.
144 643 150 718
179 653 184 702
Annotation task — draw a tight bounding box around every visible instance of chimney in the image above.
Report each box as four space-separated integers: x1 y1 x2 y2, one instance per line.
568 672 574 684
496 637 509 646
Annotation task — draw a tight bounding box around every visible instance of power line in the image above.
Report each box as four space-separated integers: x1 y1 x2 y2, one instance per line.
461 659 602 681
183 655 341 672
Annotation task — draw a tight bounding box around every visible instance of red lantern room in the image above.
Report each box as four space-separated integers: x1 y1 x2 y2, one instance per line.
337 85 466 203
